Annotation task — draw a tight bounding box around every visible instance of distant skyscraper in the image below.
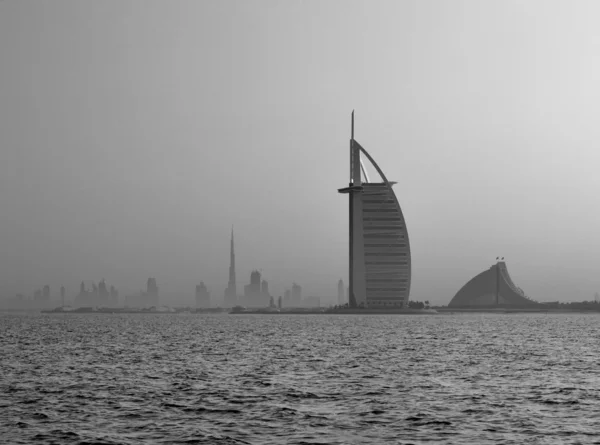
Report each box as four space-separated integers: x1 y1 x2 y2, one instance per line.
195 281 210 308
122 278 158 308
261 279 270 303
75 282 87 307
244 270 263 307
250 271 261 287
146 278 159 306
224 228 237 307
109 285 119 306
337 279 345 305
98 279 109 305
292 283 302 305
284 289 291 305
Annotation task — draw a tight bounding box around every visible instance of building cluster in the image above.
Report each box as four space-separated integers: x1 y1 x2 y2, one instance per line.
8 205 353 310
195 281 210 308
204 228 320 309
74 279 119 308
282 283 302 307
5 285 56 309
125 278 159 308
4 280 119 310
33 285 51 305
243 270 270 307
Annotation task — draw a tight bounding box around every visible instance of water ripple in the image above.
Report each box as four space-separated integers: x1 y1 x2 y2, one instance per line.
1 313 600 444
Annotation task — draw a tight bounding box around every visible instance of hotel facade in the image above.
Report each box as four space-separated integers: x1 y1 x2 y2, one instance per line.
338 113 411 308
449 260 534 307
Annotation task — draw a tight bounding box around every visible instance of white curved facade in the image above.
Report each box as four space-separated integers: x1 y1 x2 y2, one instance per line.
338 115 411 308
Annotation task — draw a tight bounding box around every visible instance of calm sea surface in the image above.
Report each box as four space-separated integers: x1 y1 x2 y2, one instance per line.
1 313 600 444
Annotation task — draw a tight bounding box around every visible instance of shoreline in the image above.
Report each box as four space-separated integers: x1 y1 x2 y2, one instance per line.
34 307 441 315
435 307 600 314
1 307 597 315
229 308 439 315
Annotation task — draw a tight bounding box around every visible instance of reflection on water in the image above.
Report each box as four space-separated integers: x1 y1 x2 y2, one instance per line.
1 313 599 444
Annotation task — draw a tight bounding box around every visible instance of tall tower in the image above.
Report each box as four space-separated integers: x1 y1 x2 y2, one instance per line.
229 227 236 292
337 279 345 305
224 227 237 307
338 112 411 309
146 278 159 306
292 283 302 305
261 279 269 303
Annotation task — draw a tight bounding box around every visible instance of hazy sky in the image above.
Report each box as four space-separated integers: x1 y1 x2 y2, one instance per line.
2 0 600 304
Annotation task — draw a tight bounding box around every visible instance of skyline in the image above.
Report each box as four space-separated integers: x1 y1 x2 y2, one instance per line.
6 228 327 307
2 1 600 304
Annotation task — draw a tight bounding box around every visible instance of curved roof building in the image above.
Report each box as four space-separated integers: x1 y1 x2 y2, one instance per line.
449 261 535 307
338 113 411 308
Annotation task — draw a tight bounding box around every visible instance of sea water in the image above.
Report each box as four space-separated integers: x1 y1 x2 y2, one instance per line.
1 312 599 444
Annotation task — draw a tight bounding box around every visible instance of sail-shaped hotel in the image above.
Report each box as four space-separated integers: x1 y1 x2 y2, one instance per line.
338 113 411 308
